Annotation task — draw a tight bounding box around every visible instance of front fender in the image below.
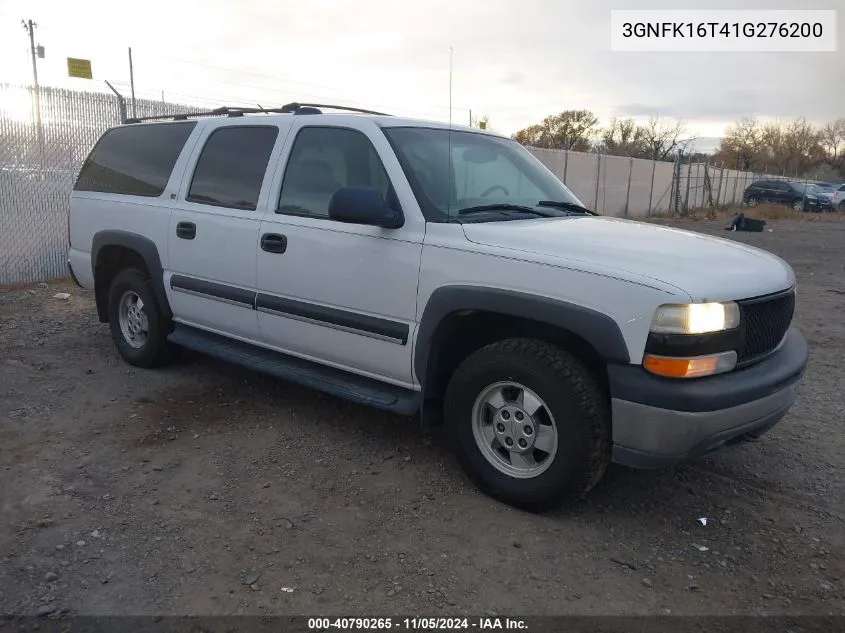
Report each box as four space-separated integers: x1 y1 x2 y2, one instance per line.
414 285 630 388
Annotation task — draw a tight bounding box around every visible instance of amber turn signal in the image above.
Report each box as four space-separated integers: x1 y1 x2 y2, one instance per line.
643 350 737 379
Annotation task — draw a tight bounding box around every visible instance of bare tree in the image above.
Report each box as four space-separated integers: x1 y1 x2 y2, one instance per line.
782 118 824 175
715 117 828 177
640 116 687 161
820 118 845 161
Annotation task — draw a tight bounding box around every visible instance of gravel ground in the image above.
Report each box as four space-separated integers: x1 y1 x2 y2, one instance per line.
1 218 843 618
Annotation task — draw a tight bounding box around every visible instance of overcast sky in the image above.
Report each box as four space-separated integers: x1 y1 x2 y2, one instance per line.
0 0 842 150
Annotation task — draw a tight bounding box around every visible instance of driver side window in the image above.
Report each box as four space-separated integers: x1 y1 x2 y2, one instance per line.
278 127 392 218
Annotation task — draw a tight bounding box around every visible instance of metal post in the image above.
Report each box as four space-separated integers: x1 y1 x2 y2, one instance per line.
683 159 692 214
647 158 656 216
23 19 45 168
602 153 608 215
105 80 127 123
128 47 137 119
593 153 601 212
731 167 739 206
624 156 633 217
669 152 680 216
717 162 725 206
562 150 569 183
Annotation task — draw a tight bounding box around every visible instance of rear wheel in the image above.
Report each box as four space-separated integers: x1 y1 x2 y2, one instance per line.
838 201 845 212
443 338 610 511
793 200 804 212
107 268 174 368
746 196 759 208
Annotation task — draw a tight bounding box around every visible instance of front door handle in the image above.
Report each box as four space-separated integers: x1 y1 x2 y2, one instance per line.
261 233 287 254
176 222 196 240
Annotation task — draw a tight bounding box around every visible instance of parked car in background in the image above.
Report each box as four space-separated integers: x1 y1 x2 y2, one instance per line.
830 184 845 212
743 179 824 212
814 182 845 211
806 183 837 210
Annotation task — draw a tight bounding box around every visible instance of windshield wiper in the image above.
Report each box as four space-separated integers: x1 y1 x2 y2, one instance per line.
537 200 598 216
456 203 556 217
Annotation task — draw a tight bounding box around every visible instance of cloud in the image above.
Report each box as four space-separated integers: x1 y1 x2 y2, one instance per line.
0 0 842 138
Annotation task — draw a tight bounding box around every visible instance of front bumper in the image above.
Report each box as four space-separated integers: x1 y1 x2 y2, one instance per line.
609 327 808 469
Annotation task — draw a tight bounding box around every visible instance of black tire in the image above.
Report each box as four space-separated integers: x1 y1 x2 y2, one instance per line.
443 338 610 512
107 267 174 368
746 196 758 208
838 202 845 213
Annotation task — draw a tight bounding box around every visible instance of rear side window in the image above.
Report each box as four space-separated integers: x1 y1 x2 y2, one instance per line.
74 122 196 196
187 126 279 211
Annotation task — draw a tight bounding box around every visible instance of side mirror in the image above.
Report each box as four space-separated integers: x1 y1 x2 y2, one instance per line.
328 186 403 228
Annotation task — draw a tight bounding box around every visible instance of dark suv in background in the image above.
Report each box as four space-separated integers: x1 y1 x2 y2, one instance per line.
743 179 824 212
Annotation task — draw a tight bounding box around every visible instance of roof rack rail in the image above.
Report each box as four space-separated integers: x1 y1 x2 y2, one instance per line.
279 102 392 116
124 102 391 124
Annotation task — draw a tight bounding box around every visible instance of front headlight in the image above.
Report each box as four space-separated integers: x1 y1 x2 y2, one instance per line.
650 302 740 335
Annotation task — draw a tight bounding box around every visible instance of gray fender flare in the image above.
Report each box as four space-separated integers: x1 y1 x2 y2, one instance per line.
91 230 171 322
414 285 630 392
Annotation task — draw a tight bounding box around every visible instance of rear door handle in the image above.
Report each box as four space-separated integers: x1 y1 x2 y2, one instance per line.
261 233 287 254
176 222 196 240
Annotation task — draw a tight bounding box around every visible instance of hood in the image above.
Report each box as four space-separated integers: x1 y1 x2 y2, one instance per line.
461 216 794 302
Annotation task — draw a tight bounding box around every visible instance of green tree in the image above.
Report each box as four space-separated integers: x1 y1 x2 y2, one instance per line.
598 117 646 157
512 110 599 151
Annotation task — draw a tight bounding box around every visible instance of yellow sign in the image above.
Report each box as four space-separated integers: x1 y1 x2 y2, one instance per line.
67 58 93 80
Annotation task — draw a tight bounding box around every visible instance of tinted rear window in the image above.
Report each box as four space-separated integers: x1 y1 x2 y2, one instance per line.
74 122 196 196
187 126 279 211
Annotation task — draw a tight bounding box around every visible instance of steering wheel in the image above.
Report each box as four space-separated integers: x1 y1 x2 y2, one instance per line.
480 185 509 198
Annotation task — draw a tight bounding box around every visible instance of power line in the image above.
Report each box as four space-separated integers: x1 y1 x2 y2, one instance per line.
131 50 471 114
136 52 347 95
108 79 458 122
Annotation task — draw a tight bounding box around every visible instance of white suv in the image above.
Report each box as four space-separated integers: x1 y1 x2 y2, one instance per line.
67 103 808 510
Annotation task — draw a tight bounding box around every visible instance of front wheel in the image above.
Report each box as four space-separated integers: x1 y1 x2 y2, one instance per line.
793 200 804 212
443 338 611 511
746 196 759 208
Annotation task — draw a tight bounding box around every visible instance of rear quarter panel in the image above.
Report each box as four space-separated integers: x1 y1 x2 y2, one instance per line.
68 123 205 288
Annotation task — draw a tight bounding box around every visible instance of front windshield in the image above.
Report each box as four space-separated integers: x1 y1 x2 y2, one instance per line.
382 126 584 221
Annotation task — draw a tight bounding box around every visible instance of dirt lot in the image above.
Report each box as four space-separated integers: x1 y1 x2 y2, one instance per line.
1 218 844 618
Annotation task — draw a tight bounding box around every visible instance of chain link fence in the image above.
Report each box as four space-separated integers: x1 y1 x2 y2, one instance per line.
0 82 825 286
0 83 193 286
672 157 830 214
525 148 810 217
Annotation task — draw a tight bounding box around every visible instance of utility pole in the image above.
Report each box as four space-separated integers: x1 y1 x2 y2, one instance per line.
128 47 137 118
22 19 45 168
